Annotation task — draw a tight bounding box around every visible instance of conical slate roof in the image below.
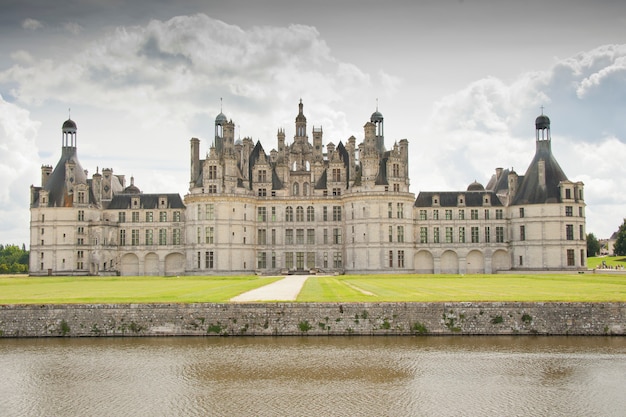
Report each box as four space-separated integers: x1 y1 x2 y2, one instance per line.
512 140 569 204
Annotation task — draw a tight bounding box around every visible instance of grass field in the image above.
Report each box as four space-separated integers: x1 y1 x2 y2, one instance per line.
296 273 626 302
1 273 626 304
0 275 282 304
587 256 626 269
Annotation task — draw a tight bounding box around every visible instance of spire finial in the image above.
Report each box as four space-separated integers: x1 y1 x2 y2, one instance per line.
220 97 223 113
376 98 379 111
540 105 544 115
68 108 71 119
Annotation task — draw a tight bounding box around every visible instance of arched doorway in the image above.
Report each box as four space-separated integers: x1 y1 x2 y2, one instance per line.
120 253 139 276
440 250 459 274
144 253 159 275
165 253 185 276
492 250 511 272
415 250 434 274
466 250 484 274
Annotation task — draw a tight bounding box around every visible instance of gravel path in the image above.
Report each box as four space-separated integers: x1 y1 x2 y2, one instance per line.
230 275 310 302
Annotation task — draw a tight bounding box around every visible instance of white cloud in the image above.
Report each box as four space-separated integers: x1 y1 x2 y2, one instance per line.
0 95 40 244
418 44 626 238
22 18 43 30
63 22 83 35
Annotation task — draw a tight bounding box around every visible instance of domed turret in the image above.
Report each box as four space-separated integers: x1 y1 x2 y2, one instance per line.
215 112 228 124
467 180 485 191
535 114 550 130
370 110 383 123
123 176 141 194
62 119 77 130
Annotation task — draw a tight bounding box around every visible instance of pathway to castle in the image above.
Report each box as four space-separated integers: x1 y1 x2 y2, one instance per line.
230 275 310 302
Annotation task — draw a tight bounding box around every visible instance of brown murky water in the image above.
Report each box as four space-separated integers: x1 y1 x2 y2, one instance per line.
1 336 625 416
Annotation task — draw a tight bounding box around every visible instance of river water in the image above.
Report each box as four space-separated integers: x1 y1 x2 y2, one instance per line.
1 336 625 417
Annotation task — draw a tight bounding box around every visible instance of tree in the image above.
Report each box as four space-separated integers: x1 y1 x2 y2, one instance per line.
614 219 626 256
586 233 600 257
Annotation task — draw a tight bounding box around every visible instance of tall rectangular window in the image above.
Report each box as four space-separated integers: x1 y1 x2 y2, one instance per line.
132 212 139 222
484 227 490 243
471 209 478 220
208 165 217 179
433 209 439 220
206 227 214 244
389 225 393 242
496 209 503 219
333 252 342 268
397 203 404 218
258 207 267 222
285 229 293 245
579 224 584 240
420 210 427 220
398 250 405 268
520 225 526 241
145 229 153 245
565 206 573 217
131 229 139 246
397 226 404 243
484 209 490 220
445 227 453 243
205 251 214 268
206 204 214 220
433 227 440 243
146 211 153 222
333 206 342 221
159 229 167 245
323 229 328 244
420 227 428 243
271 229 276 245
445 210 452 220
567 249 575 266
257 252 267 269
388 203 393 218
333 228 342 244
496 226 504 243
471 226 479 243
119 229 126 246
459 210 465 220
159 211 167 222
118 212 125 223
285 252 294 269
459 227 465 243
296 229 304 245
173 211 181 222
566 224 574 240
519 207 525 218
173 229 181 245
389 251 394 268
307 229 315 245
258 229 267 245
197 227 202 244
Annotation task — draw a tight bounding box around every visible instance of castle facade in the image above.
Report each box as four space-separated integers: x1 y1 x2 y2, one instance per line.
29 101 586 275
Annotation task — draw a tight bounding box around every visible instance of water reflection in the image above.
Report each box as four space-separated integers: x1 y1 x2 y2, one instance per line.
0 336 625 417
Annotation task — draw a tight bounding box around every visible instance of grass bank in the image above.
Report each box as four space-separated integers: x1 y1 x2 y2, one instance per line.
0 275 282 304
1 273 625 304
296 273 626 303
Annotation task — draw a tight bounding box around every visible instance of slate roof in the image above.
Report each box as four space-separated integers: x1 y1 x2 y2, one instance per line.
106 193 185 210
414 191 503 207
41 147 93 207
512 140 569 205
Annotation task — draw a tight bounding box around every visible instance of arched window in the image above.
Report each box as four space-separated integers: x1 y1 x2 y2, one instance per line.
296 206 304 222
305 161 310 171
285 206 293 222
303 182 309 196
307 206 315 222
293 182 299 196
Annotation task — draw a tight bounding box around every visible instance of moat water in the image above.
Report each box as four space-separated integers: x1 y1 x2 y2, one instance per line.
1 336 625 417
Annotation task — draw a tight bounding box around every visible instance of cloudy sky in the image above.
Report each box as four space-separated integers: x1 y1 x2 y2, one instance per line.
1 0 625 245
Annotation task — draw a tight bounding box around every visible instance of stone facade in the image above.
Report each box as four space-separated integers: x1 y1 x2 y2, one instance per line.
29 102 585 275
1 302 623 337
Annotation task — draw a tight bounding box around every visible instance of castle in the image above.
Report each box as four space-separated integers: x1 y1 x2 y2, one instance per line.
29 101 586 275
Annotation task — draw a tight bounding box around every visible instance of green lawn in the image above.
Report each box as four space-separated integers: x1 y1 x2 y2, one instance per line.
1 273 625 304
0 275 282 304
587 256 626 269
296 274 626 302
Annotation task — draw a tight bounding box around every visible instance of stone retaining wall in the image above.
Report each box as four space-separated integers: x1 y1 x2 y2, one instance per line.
0 302 624 337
